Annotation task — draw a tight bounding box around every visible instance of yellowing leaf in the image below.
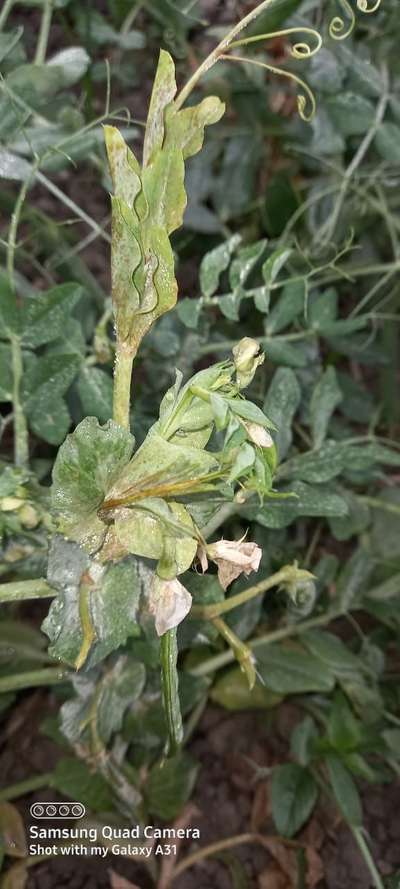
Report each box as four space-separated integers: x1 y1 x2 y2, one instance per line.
0 803 27 858
143 49 176 166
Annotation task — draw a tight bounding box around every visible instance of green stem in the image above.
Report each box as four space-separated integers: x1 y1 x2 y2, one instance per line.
34 0 53 65
7 176 34 467
160 629 183 755
10 334 29 467
212 616 256 688
36 171 111 244
0 772 54 802
350 827 384 889
359 496 400 517
190 610 342 677
0 0 14 31
191 567 290 620
0 578 55 603
113 344 134 428
0 668 70 693
120 0 144 33
175 0 280 109
200 501 240 539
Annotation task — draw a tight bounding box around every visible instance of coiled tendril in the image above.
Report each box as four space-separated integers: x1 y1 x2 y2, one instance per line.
228 27 323 60
223 27 322 121
329 0 356 39
220 53 316 122
357 0 381 11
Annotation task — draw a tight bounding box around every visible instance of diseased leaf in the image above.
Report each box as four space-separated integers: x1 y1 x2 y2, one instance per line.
264 280 306 335
143 49 177 167
310 367 342 449
200 235 241 298
264 367 301 459
76 367 113 423
43 537 142 667
22 283 83 348
51 417 134 548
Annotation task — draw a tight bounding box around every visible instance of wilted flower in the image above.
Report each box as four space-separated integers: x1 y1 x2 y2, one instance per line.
242 421 274 449
199 536 262 590
149 575 192 636
232 337 265 389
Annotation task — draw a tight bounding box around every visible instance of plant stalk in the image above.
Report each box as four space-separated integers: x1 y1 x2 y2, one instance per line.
0 0 14 31
34 0 53 65
7 176 34 467
0 773 54 802
113 344 135 428
0 578 55 603
191 566 291 620
350 827 385 889
175 0 279 109
160 629 183 755
190 609 342 677
0 668 70 694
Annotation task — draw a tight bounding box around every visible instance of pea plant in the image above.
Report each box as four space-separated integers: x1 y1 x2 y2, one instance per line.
1 0 400 886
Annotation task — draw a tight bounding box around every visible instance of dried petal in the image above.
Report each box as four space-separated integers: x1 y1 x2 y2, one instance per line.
150 575 192 636
207 537 262 590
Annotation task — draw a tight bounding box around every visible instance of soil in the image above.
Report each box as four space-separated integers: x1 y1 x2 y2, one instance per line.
1 696 399 889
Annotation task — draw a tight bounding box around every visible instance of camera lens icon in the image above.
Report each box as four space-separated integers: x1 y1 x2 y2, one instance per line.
30 802 86 819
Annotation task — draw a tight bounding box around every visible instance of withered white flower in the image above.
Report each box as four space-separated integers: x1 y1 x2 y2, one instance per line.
150 575 192 636
232 337 265 389
199 536 262 590
242 421 274 448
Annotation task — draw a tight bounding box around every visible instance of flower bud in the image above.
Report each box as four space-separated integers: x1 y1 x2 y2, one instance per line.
232 338 264 389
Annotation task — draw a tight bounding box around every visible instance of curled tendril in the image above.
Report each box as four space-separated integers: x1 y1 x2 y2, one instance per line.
220 53 316 122
228 27 323 59
356 0 381 11
329 0 356 39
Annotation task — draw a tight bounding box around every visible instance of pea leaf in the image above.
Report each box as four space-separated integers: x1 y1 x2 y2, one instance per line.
0 345 13 400
43 537 142 667
51 416 134 548
326 754 362 826
310 367 342 449
51 758 113 811
264 367 301 459
76 367 113 423
0 803 27 858
271 764 318 837
200 235 241 298
210 667 282 711
22 283 83 348
145 753 198 820
255 642 335 693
